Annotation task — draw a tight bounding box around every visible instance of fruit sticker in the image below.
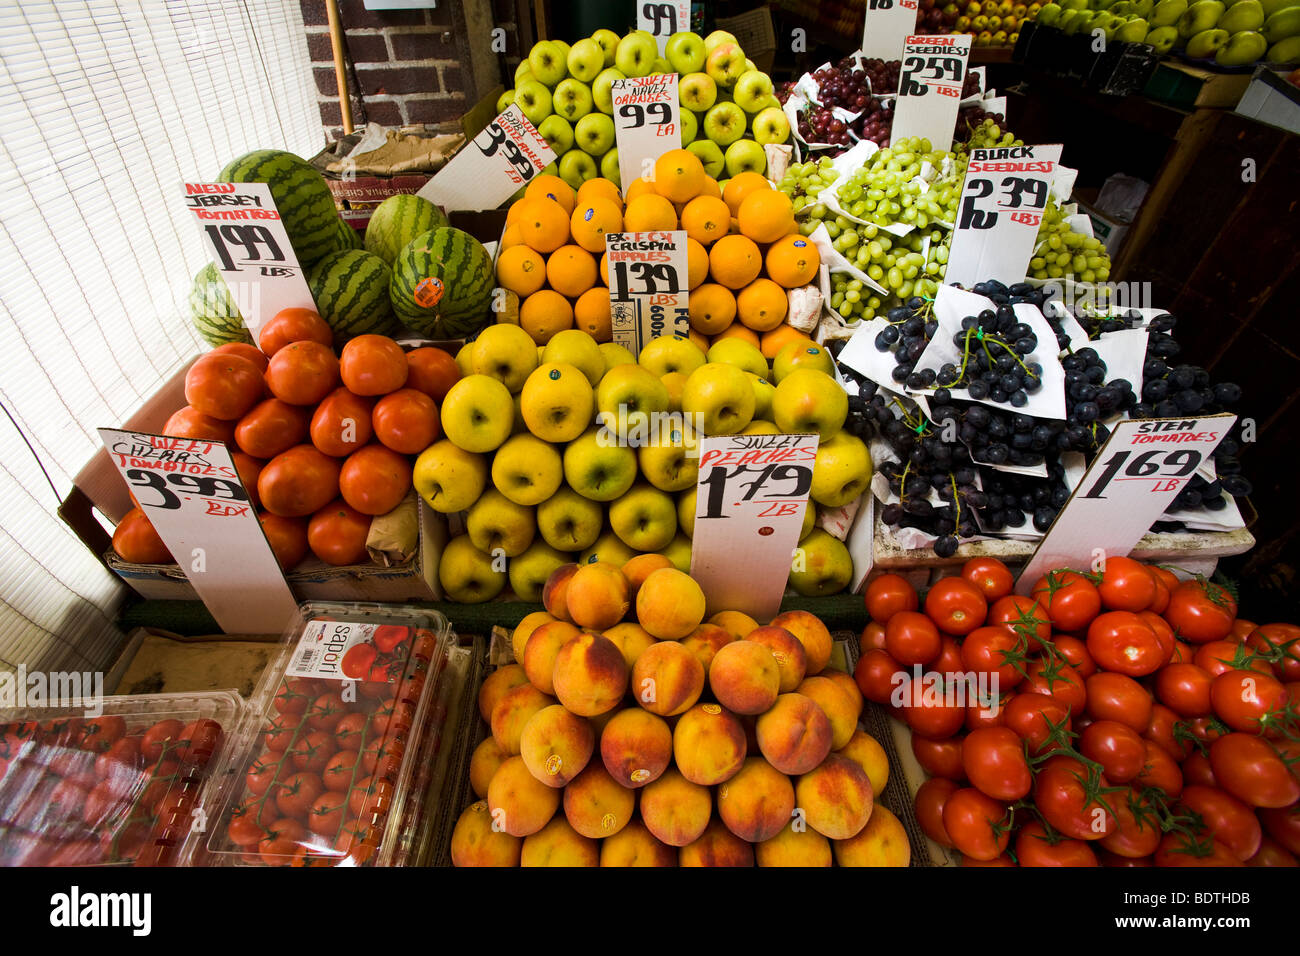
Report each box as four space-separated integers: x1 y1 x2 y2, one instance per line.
288 620 412 683
414 276 445 308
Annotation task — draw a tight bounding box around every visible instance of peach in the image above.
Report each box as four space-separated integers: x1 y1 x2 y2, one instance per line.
770 610 832 675
716 757 795 843
478 663 529 722
755 822 832 867
639 768 712 847
602 622 658 671
708 610 760 641
519 704 594 787
511 610 556 663
522 620 582 695
680 623 734 672
833 805 910 867
673 703 747 786
755 693 833 775
623 553 674 598
469 736 510 798
745 626 807 692
635 568 706 639
708 640 780 716
541 562 579 621
490 683 554 755
837 729 890 796
566 561 631 630
487 755 561 837
600 707 673 788
796 754 874 840
822 666 864 717
450 800 521 867
679 818 756 867
796 676 857 750
631 640 705 717
562 761 636 839
599 819 676 867
552 632 629 716
520 815 599 867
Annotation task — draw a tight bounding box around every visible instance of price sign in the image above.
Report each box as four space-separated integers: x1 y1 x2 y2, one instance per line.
945 144 1062 288
604 230 689 355
612 74 681 189
417 105 555 212
1016 415 1236 592
690 434 820 620
98 429 299 633
184 182 315 342
861 0 920 61
890 35 972 151
637 0 690 53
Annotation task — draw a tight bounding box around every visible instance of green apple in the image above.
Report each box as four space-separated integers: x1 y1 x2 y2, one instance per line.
599 341 637 374
509 540 570 602
651 56 673 75
413 439 487 513
538 114 574 155
676 488 696 538
467 488 535 557
514 77 554 127
657 532 692 573
599 147 621 187
703 102 747 147
1061 0 1090 10
1150 0 1188 24
788 528 852 597
704 29 739 53
638 334 707 377
497 89 516 113
615 32 658 77
579 530 637 567
686 139 725 178
810 432 872 508
772 368 848 440
563 427 638 501
593 66 626 114
553 78 594 122
440 374 514 453
1146 23 1182 49
529 40 569 87
1222 0 1266 29
472 323 539 392
591 29 621 67
491 432 564 506
733 70 775 113
773 340 835 382
665 31 707 73
537 485 604 552
682 362 755 435
1036 2 1064 23
679 71 719 112
752 106 791 146
747 372 775 421
574 112 615 155
1064 10 1097 33
705 44 747 89
1186 25 1231 54
1269 33 1300 60
707 338 768 379
1262 0 1297 15
438 534 506 603
1216 27 1268 62
1132 0 1156 17
610 482 678 551
680 108 699 145
520 362 595 443
567 37 606 83
1264 6 1300 42
724 139 766 177
596 363 671 439
543 329 605 386
515 59 534 84
558 148 599 190
637 423 700 492
1178 0 1225 36
1117 17 1151 41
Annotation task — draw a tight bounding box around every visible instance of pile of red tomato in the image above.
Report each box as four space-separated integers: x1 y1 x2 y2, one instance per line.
853 556 1300 866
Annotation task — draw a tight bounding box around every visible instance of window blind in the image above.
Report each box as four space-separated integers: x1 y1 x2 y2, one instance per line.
0 1 324 674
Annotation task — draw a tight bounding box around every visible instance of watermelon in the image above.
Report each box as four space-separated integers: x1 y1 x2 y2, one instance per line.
307 249 397 341
218 150 347 267
364 194 447 266
335 215 363 251
390 226 494 339
189 263 251 346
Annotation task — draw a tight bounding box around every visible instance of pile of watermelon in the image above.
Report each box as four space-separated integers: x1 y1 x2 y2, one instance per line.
190 150 495 346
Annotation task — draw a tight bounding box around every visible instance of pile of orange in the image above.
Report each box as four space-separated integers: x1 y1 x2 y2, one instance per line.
495 151 823 360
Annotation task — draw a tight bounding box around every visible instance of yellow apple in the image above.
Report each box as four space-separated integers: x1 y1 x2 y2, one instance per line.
492 433 565 506
455 341 475 376
441 374 515 453
609 482 679 552
660 371 687 413
467 488 536 557
439 533 507 603
579 530 637 567
799 501 816 542
542 329 605 387
509 540 571 602
595 363 669 440
810 432 872 508
563 426 638 501
741 419 780 436
413 439 488 513
707 339 769 380
788 528 852 597
637 420 699 492
658 532 693 573
638 335 707 377
536 485 604 552
772 368 847 439
677 487 696 539
747 372 776 421
682 362 755 435
598 341 637 375
472 323 541 393
521 362 595 443
772 340 835 383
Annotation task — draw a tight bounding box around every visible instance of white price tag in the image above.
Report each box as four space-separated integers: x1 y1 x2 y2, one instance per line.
691 434 820 620
612 74 681 188
98 429 299 634
605 230 690 355
417 105 555 212
945 144 1062 288
637 0 691 52
1017 414 1237 591
890 35 972 151
861 0 920 60
184 182 316 342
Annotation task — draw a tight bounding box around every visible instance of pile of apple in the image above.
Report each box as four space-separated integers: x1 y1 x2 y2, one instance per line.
952 0 1040 45
499 28 790 190
450 561 910 866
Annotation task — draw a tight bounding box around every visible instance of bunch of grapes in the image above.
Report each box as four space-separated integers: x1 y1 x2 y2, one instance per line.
851 102 895 148
776 158 840 212
796 104 852 147
829 274 886 322
811 64 872 111
1029 201 1112 283
960 117 1023 152
832 137 968 230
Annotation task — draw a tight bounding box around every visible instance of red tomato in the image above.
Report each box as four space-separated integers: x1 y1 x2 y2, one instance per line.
1015 821 1099 866
79 715 127 753
1100 787 1163 859
942 787 1011 861
884 611 942 666
1084 671 1151 733
1144 703 1191 761
962 727 1032 801
1155 663 1213 718
1210 669 1288 734
1086 611 1163 677
1248 623 1300 681
348 774 394 817
1023 658 1087 714
914 777 958 847
1182 751 1217 788
372 625 409 655
258 308 333 356
1247 836 1299 867
966 691 1010 732
1260 806 1300 856
341 642 378 681
1178 785 1261 862
1194 640 1263 678
932 634 964 677
903 682 968 740
273 677 317 715
1133 739 1183 799
259 818 308 865
961 853 1017 866
275 772 324 818
1097 556 1156 612
1164 579 1237 644
961 557 1014 601
1155 832 1241 867
960 625 1026 689
911 734 965 781
860 621 887 653
141 719 185 762
372 388 441 455
305 691 349 733
864 573 919 623
333 713 368 751
235 398 312 459
175 718 222 765
924 576 987 636
322 749 362 792
48 778 89 821
404 346 460 403
1080 720 1146 783
1138 611 1176 664
245 751 288 797
371 697 415 738
1209 733 1300 808
988 595 1051 652
1003 692 1073 755
309 388 375 458
262 712 299 753
1052 634 1096 679
1034 754 1116 840
855 648 906 705
306 790 348 836
1031 570 1102 632
227 807 269 847
288 729 339 774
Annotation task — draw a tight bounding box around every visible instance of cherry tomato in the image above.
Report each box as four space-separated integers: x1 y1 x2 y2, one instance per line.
1023 659 1087 714
141 719 185 762
273 677 316 715
348 774 394 818
227 808 269 848
259 818 308 865
341 643 378 681
372 625 409 654
175 718 223 765
288 729 339 774
961 557 1014 602
914 777 958 847
1100 787 1163 859
1143 703 1191 761
1209 733 1300 808
1097 556 1156 612
245 751 288 797
864 573 919 624
854 648 905 705
1138 611 1176 665
262 712 299 753
859 621 887 653
911 734 965 780
1079 720 1146 783
322 749 362 792
885 611 941 666
924 576 988 636
1034 754 1116 840
988 595 1051 652
960 625 1026 689
1086 611 1163 677
1084 671 1151 733
305 691 349 733
1155 663 1213 718
1178 785 1261 862
275 771 324 818
942 787 1011 861
79 715 127 753
966 690 1010 731
1247 836 1299 867
1015 821 1099 866
1164 579 1237 644
1052 634 1096 679
333 713 368 751
1032 570 1102 633
306 789 348 836
932 634 964 677
961 727 1032 801
1210 669 1288 734
1133 739 1183 799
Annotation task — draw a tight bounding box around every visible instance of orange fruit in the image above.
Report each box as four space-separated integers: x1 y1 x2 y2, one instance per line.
688 329 710 354
714 323 761 348
525 174 576 215
574 287 612 342
708 234 762 289
623 177 657 203
570 197 623 254
688 283 738 335
680 196 732 247
736 278 789 332
722 171 772 217
577 177 622 207
685 237 709 289
496 245 548 297
500 223 526 250
519 290 574 345
599 252 609 285
759 324 812 360
766 235 821 288
698 177 723 200
623 193 678 233
737 189 796 244
513 196 570 253
653 149 707 203
546 244 598 298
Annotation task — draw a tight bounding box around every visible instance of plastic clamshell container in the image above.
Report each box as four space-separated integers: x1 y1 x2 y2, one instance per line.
0 690 245 867
197 602 453 867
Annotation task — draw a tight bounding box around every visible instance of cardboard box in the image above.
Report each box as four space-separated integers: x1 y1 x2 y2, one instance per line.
1076 197 1130 258
1235 66 1300 137
1143 60 1252 110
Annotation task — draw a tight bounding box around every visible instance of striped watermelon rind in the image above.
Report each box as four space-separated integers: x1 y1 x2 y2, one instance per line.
336 215 363 251
218 150 347 268
308 249 397 341
189 263 251 346
390 226 493 339
364 194 448 266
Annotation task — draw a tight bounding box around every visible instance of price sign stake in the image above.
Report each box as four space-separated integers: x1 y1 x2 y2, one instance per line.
604 230 690 355
945 144 1062 288
691 433 820 620
862 0 920 61
417 104 555 212
637 1 691 53
1016 414 1236 592
612 74 681 189
890 34 972 151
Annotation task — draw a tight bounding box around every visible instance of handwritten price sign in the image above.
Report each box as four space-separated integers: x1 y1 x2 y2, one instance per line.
890 35 972 151
637 0 691 52
612 74 681 190
862 0 920 61
417 104 555 212
605 230 690 356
